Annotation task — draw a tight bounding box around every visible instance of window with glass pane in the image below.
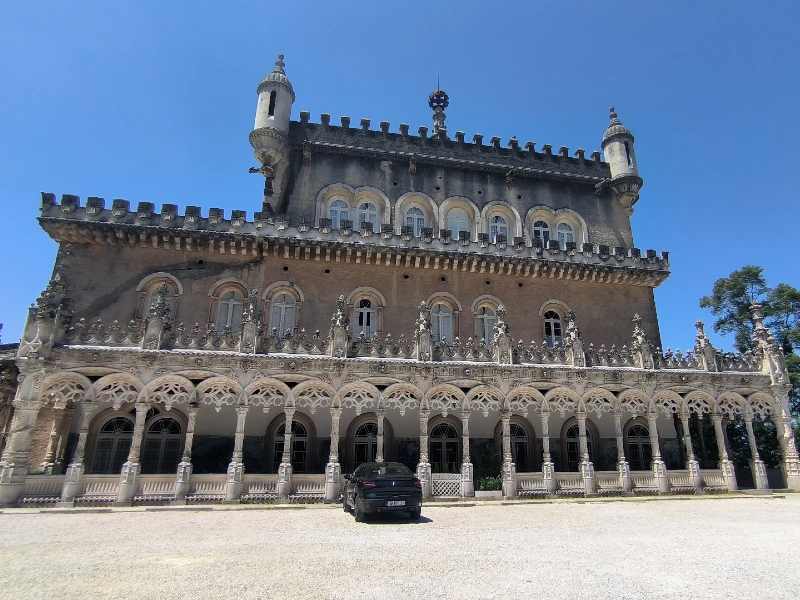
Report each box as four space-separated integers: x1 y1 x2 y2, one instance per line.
627 424 652 470
328 199 349 230
405 207 426 236
358 202 378 227
447 209 470 238
91 417 134 474
431 303 453 343
565 424 592 472
141 418 182 474
533 221 550 245
510 424 528 472
557 223 574 248
544 311 563 347
430 423 459 473
476 306 496 346
270 293 296 335
354 298 376 338
273 421 308 473
489 215 509 243
217 290 244 331
354 422 378 467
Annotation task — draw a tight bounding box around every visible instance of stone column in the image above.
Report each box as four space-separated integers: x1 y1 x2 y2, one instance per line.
116 402 148 505
324 407 342 503
0 399 43 506
276 407 295 499
775 416 800 490
576 412 596 495
173 402 198 504
744 416 769 490
711 414 738 491
225 405 249 502
500 412 517 498
540 410 556 495
679 412 703 493
53 407 74 472
646 412 670 493
460 410 474 498
39 415 62 474
60 402 98 505
376 410 385 463
613 412 632 493
416 410 431 499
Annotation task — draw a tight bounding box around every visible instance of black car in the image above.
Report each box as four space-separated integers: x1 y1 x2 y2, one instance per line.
342 462 422 522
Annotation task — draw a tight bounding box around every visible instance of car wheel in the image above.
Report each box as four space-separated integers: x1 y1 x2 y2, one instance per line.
342 493 351 513
409 508 421 521
354 500 365 523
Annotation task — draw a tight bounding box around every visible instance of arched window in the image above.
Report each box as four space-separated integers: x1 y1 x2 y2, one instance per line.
270 293 296 336
557 223 574 248
447 209 470 238
476 306 496 345
354 422 378 467
627 424 652 470
329 199 349 230
565 423 592 472
358 202 378 228
543 311 563 348
354 298 377 338
510 423 529 472
431 303 453 343
91 417 134 474
216 290 244 331
405 207 426 237
489 215 509 243
429 423 460 473
274 421 308 474
533 221 550 245
141 418 182 474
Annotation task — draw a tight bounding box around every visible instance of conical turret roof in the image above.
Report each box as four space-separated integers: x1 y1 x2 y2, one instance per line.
258 54 295 101
602 106 632 142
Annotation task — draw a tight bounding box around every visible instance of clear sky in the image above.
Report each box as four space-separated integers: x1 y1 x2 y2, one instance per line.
1 1 797 351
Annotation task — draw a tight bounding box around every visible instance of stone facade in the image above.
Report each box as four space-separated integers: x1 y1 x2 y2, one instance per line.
0 56 797 507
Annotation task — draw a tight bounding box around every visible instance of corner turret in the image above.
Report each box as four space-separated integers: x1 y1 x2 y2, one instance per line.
249 54 296 207
601 107 643 216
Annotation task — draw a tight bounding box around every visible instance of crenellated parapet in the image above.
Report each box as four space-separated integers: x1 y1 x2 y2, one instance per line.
39 193 671 287
290 113 609 186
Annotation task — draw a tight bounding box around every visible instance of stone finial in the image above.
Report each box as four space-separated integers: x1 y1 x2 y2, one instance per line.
148 283 172 320
273 54 286 74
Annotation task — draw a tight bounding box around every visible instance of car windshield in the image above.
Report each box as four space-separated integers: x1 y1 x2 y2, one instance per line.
365 464 413 478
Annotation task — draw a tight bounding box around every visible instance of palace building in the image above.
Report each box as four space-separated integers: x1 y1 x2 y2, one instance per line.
0 55 798 507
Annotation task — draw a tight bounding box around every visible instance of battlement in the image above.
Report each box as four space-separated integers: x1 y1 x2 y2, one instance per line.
287 114 611 184
39 193 670 286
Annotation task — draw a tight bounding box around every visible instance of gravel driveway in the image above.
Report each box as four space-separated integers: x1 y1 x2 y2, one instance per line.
0 495 797 600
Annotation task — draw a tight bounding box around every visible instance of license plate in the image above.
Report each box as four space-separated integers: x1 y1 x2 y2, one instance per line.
386 500 406 507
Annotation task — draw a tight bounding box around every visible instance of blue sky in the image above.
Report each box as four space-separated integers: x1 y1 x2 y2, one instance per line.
1 1 797 351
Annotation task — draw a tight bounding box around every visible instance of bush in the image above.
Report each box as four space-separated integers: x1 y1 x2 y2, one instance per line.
477 475 502 491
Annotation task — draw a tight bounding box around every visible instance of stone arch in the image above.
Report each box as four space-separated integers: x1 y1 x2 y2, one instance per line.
544 387 581 417
538 299 572 318
143 375 196 411
394 192 438 235
465 385 504 416
134 272 184 321
194 376 241 412
84 406 137 474
507 386 544 416
439 196 480 240
262 281 305 302
244 377 292 412
582 387 616 418
93 373 143 409
136 271 184 295
343 411 396 471
315 183 356 227
553 208 589 244
617 388 650 415
683 390 715 415
39 372 94 407
652 389 684 415
747 392 775 419
493 414 538 472
470 294 504 314
480 201 523 239
381 383 422 416
717 391 747 420
354 186 391 225
426 292 463 313
338 382 380 415
264 410 318 473
293 379 336 413
622 415 653 470
560 415 600 469
425 384 466 416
